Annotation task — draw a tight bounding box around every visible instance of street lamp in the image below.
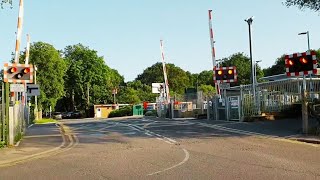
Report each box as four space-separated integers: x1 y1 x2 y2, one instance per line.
34 65 38 120
216 59 223 68
298 31 310 51
245 16 256 108
298 31 311 134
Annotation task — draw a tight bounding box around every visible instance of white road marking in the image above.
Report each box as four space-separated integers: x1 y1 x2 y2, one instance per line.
28 124 34 128
197 122 320 147
14 141 21 147
198 122 271 137
123 132 137 135
147 148 190 176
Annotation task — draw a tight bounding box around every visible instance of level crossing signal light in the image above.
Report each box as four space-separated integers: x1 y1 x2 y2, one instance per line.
285 51 317 77
213 66 237 83
3 63 34 83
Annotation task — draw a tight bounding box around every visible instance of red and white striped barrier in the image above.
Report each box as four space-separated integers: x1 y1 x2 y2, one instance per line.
14 0 24 63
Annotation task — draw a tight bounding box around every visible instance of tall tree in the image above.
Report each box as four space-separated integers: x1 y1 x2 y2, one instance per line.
284 0 320 11
117 87 140 104
62 44 124 112
1 0 12 8
198 70 214 86
26 42 67 112
136 62 191 95
263 55 286 77
198 84 215 97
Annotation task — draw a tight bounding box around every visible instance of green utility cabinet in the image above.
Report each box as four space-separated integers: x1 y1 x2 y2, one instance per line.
133 104 143 115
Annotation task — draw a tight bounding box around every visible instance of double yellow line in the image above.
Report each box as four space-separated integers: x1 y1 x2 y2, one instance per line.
0 123 78 167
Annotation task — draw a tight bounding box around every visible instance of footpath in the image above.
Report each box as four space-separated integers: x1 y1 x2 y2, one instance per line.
0 123 70 167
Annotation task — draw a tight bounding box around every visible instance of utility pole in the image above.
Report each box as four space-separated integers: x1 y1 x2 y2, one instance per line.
113 88 117 104
298 31 311 134
5 82 9 145
245 16 256 112
34 65 38 120
87 83 90 107
71 89 75 111
2 83 5 141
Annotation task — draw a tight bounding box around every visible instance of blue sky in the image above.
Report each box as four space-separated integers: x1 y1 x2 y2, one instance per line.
0 0 319 82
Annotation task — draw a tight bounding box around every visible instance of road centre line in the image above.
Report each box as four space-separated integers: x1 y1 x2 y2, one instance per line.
120 122 191 176
147 148 190 176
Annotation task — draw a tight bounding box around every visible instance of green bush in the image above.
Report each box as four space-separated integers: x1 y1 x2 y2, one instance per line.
0 141 5 148
145 110 157 117
14 132 23 143
109 106 133 118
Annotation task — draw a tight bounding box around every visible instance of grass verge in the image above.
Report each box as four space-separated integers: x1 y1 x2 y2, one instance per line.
33 118 57 124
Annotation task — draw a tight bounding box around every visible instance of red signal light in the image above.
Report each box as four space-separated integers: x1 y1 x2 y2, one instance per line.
288 59 294 66
9 67 17 73
300 57 308 64
218 70 223 75
228 70 233 75
23 68 30 74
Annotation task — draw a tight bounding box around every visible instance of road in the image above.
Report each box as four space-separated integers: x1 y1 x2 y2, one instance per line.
0 118 319 180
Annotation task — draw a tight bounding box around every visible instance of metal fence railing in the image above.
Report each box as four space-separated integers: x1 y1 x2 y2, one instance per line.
230 78 320 117
0 82 30 146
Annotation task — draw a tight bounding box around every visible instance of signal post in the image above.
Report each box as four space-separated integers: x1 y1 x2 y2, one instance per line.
3 63 33 145
285 51 317 134
213 66 237 120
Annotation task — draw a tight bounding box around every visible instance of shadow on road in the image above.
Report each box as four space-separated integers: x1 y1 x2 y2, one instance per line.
59 117 320 147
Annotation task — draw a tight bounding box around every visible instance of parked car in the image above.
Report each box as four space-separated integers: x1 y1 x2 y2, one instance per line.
72 111 82 118
53 112 62 120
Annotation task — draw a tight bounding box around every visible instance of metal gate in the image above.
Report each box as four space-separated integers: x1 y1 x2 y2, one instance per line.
209 95 241 121
228 96 241 121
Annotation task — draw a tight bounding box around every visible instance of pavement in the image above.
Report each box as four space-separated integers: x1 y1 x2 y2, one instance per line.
0 117 319 179
0 123 75 167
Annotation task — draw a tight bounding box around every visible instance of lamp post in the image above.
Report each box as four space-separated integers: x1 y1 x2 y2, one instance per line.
298 31 311 134
298 31 310 51
245 16 256 112
34 65 38 120
216 59 223 68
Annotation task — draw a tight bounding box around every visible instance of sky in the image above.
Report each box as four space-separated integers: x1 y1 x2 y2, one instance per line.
0 0 319 82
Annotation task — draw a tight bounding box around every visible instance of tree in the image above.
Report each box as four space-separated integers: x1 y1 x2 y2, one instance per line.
284 0 320 11
117 87 140 104
1 0 12 8
136 62 191 95
116 80 158 104
25 42 66 112
198 70 214 86
198 84 215 97
62 44 124 112
263 55 286 77
220 53 264 86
